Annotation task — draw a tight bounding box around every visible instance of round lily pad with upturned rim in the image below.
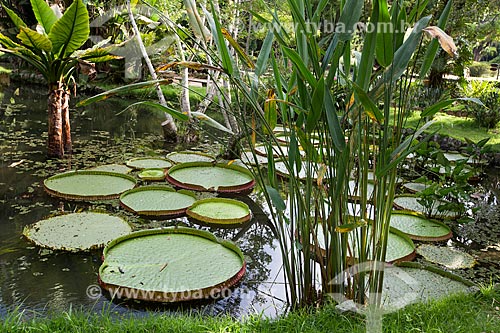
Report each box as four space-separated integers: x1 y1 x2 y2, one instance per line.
416 244 476 269
120 186 196 218
393 195 459 220
138 169 165 181
88 164 133 174
401 182 430 193
44 170 137 201
126 157 172 170
166 162 255 193
98 227 246 302
187 198 252 226
167 151 215 164
315 225 415 263
23 212 132 252
390 211 453 241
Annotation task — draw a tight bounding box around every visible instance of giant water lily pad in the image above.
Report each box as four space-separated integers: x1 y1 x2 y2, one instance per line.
138 169 165 181
166 162 255 193
416 244 476 269
348 180 375 201
401 182 429 193
379 262 473 312
44 170 137 201
98 228 246 302
253 144 306 158
393 195 459 219
390 211 452 241
187 198 252 226
126 157 172 170
240 151 268 166
89 164 133 174
167 151 215 164
274 161 326 181
23 212 132 252
315 226 415 263
120 186 196 217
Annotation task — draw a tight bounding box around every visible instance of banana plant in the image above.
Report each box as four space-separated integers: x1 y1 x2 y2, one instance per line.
0 0 118 158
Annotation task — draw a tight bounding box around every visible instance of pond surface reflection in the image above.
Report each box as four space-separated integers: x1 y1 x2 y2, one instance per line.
0 84 286 319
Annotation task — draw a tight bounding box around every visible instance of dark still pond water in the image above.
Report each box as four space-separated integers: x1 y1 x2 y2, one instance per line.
0 83 286 319
2 83 500 320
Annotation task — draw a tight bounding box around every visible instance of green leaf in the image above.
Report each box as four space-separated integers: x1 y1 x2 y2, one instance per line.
420 0 452 78
420 99 455 118
324 90 345 152
121 101 188 122
76 80 173 107
336 0 363 41
77 47 121 63
384 15 432 85
17 27 52 52
353 83 384 123
255 31 273 77
206 3 233 75
49 0 89 57
0 32 22 49
2 5 27 29
282 46 316 86
307 77 325 132
191 112 234 134
30 0 58 33
265 185 286 212
375 0 393 67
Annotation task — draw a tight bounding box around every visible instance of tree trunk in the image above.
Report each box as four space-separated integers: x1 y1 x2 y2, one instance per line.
127 0 178 142
47 83 71 158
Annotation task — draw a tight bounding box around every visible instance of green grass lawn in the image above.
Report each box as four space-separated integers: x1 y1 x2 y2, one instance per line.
404 112 500 153
2 287 499 333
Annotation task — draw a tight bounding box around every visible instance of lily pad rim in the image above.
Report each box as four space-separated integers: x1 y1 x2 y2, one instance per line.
22 211 133 253
119 185 196 217
125 157 173 170
390 210 453 242
166 151 216 164
99 227 246 302
186 197 252 225
165 161 255 193
137 168 166 181
43 170 137 201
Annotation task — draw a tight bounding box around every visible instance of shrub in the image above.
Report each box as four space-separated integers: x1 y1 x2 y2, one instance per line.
461 80 500 128
468 62 492 77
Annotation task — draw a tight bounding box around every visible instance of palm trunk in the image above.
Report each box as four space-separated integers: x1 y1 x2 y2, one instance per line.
47 83 71 158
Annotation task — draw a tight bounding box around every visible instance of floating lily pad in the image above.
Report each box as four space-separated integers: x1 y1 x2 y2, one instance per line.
380 262 473 312
416 244 476 269
23 212 132 252
138 169 165 181
187 198 252 226
443 152 469 163
98 228 246 302
44 170 137 201
274 161 326 181
120 186 196 218
240 151 268 165
393 195 459 219
315 226 415 263
88 164 133 174
390 211 453 241
253 144 306 158
401 182 429 193
348 180 375 201
167 151 215 164
166 162 255 193
126 157 172 170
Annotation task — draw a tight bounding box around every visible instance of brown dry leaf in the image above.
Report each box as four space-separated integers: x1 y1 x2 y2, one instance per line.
423 26 458 58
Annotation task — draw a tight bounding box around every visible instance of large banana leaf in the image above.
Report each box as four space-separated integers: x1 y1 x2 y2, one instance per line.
17 27 52 52
49 0 89 57
30 0 58 33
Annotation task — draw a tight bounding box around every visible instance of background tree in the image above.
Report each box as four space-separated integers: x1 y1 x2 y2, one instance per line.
0 0 116 158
